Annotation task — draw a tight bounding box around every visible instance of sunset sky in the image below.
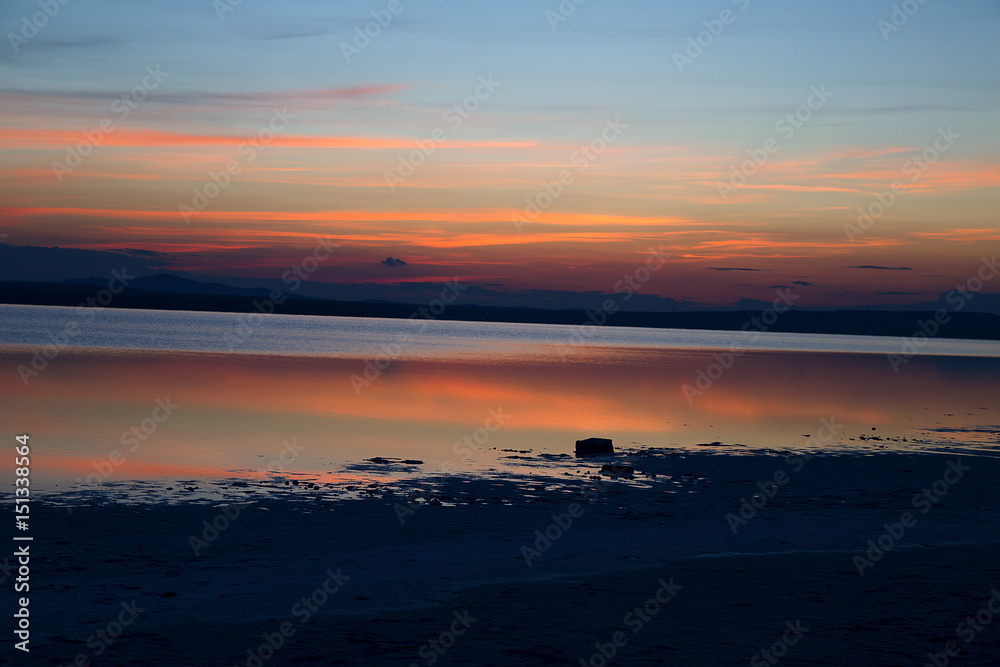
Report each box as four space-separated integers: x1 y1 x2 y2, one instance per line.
1 0 998 308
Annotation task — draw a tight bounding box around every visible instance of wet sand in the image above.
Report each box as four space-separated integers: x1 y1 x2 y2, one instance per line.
21 451 1000 666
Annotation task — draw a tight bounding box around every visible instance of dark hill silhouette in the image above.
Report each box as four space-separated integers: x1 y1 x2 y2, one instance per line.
62 274 288 298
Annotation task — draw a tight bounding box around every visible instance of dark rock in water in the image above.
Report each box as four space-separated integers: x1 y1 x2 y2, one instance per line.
364 456 422 465
576 437 614 456
601 464 634 476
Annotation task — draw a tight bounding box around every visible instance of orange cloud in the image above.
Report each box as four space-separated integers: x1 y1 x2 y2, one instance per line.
0 128 538 151
1 205 690 227
908 228 1000 243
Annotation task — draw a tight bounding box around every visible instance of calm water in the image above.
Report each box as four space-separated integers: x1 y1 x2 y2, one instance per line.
1 304 998 491
2 303 999 360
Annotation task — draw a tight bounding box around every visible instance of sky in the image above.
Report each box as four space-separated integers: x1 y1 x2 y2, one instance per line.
1 0 999 309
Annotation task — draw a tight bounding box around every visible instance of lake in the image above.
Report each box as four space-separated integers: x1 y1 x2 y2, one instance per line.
2 303 998 492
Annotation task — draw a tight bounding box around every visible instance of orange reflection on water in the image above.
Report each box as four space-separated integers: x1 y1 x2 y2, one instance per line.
1 345 997 485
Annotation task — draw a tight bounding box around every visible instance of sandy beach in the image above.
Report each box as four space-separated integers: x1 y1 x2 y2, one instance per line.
19 450 1000 666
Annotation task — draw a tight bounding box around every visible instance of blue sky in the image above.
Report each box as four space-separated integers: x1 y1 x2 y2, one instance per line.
1 0 998 306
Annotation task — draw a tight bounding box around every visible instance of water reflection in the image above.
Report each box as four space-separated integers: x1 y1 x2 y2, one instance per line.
1 344 997 489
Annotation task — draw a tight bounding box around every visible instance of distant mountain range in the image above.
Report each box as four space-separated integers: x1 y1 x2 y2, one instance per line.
2 274 998 341
61 273 306 299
